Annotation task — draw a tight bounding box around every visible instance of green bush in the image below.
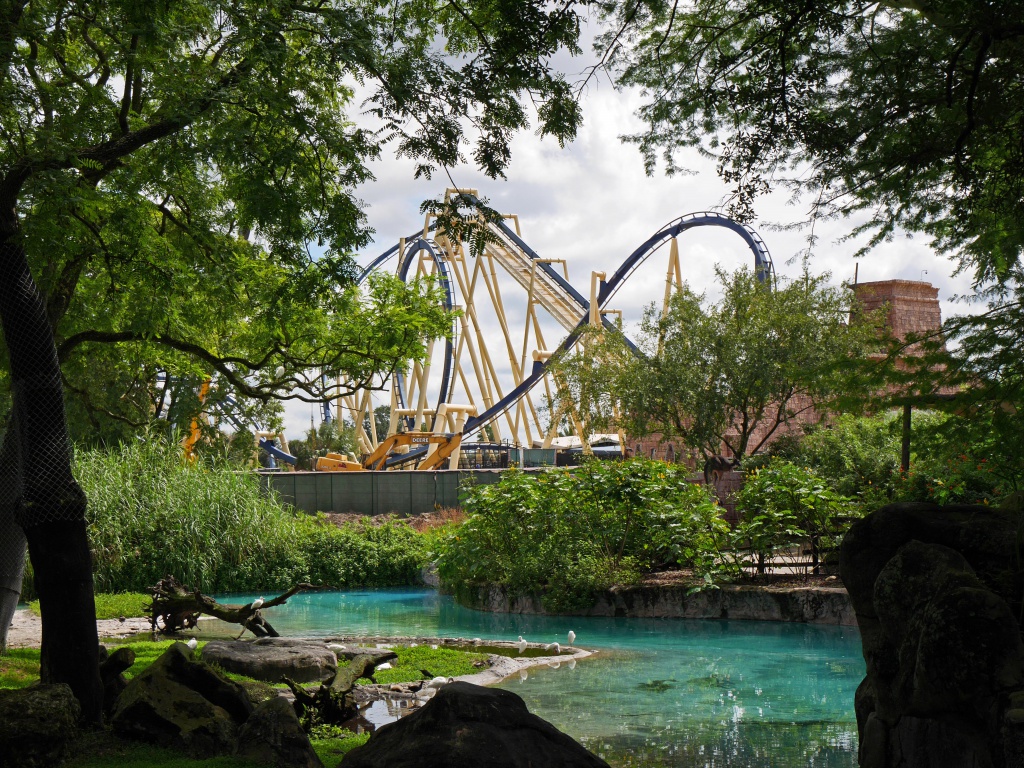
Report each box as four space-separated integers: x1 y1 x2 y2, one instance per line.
769 413 902 508
435 460 734 610
74 440 430 593
735 459 856 572
769 411 1006 510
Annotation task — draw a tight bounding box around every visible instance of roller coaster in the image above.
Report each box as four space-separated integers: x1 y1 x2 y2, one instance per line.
317 189 774 472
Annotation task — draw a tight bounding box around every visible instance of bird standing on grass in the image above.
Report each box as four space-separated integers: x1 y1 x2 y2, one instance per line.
517 636 528 654
186 637 198 651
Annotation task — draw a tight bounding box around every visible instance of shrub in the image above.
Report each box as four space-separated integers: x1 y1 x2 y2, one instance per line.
769 413 902 509
435 459 734 610
735 459 856 572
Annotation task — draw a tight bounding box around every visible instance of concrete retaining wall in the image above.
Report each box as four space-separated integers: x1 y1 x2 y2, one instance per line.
460 583 856 626
259 469 505 515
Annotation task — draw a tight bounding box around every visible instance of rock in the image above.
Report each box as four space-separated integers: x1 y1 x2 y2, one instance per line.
99 645 136 717
111 642 253 756
202 638 338 684
0 684 80 768
840 502 1024 767
420 562 440 588
235 696 323 768
342 681 610 768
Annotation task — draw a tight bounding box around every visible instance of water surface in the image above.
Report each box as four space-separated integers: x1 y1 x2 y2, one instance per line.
219 588 862 767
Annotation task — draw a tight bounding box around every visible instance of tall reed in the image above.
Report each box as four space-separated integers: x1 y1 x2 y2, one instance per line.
74 440 427 594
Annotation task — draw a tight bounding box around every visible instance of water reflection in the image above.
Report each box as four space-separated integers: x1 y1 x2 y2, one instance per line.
215 588 862 768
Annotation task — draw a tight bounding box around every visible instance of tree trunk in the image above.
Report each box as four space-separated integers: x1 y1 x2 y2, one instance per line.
0 237 102 723
0 426 26 653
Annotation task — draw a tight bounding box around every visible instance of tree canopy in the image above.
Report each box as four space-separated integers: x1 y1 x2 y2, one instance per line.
0 0 596 443
553 266 879 460
599 0 1024 285
0 0 600 716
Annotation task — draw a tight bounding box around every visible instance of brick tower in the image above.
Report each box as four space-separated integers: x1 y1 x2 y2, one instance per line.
852 279 943 344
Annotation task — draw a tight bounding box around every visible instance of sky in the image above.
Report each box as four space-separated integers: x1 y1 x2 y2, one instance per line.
280 43 979 440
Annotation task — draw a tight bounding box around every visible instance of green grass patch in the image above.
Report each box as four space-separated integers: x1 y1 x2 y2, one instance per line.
0 647 41 689
58 728 370 768
28 592 151 621
311 728 371 765
358 644 489 685
65 731 257 768
3 639 491 692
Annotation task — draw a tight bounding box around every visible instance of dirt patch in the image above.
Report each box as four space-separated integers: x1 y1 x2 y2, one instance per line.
318 508 465 532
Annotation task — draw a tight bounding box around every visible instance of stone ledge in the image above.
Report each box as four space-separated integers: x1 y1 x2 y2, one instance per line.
459 583 856 625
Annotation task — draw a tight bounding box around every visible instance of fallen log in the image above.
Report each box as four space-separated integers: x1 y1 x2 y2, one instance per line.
146 575 318 637
285 650 397 727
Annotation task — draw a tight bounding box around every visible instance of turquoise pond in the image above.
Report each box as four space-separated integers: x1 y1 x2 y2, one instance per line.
217 588 863 767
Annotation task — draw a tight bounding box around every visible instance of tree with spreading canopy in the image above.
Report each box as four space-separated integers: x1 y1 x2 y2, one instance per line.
0 0 594 720
595 0 1024 496
552 266 879 461
597 0 1024 284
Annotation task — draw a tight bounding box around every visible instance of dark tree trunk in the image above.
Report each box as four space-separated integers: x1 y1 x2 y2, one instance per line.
0 424 27 651
0 236 102 723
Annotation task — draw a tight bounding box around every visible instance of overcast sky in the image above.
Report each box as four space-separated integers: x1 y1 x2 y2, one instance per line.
281 49 979 440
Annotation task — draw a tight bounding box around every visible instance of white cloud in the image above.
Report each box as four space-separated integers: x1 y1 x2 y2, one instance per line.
281 69 976 441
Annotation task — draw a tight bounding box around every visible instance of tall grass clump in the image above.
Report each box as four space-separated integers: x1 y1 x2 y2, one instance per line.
76 440 429 594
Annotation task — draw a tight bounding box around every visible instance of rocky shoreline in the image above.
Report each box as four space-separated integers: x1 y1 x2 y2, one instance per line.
458 582 856 625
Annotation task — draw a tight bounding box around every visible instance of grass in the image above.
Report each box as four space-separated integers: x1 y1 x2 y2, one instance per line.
3 638 486 767
58 729 370 768
362 644 488 685
2 637 492 689
0 647 41 689
27 592 151 621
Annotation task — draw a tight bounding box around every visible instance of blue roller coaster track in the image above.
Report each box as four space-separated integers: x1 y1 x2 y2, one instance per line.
354 196 774 446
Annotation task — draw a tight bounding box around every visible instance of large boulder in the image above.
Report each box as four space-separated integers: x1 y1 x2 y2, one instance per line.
0 684 80 768
202 638 338 684
111 642 254 756
840 502 1024 768
235 696 323 768
341 681 610 768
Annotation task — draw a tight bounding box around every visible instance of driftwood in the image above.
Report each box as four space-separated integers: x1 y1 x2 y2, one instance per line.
147 575 318 637
285 651 397 727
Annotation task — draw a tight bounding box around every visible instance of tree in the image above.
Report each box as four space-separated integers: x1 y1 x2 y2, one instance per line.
598 0 1024 286
0 0 592 719
554 266 879 460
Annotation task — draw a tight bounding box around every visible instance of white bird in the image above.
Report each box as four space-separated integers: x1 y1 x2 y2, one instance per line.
251 596 264 610
517 636 528 654
186 637 198 650
377 662 392 671
567 630 576 645
544 642 561 654
426 676 453 689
